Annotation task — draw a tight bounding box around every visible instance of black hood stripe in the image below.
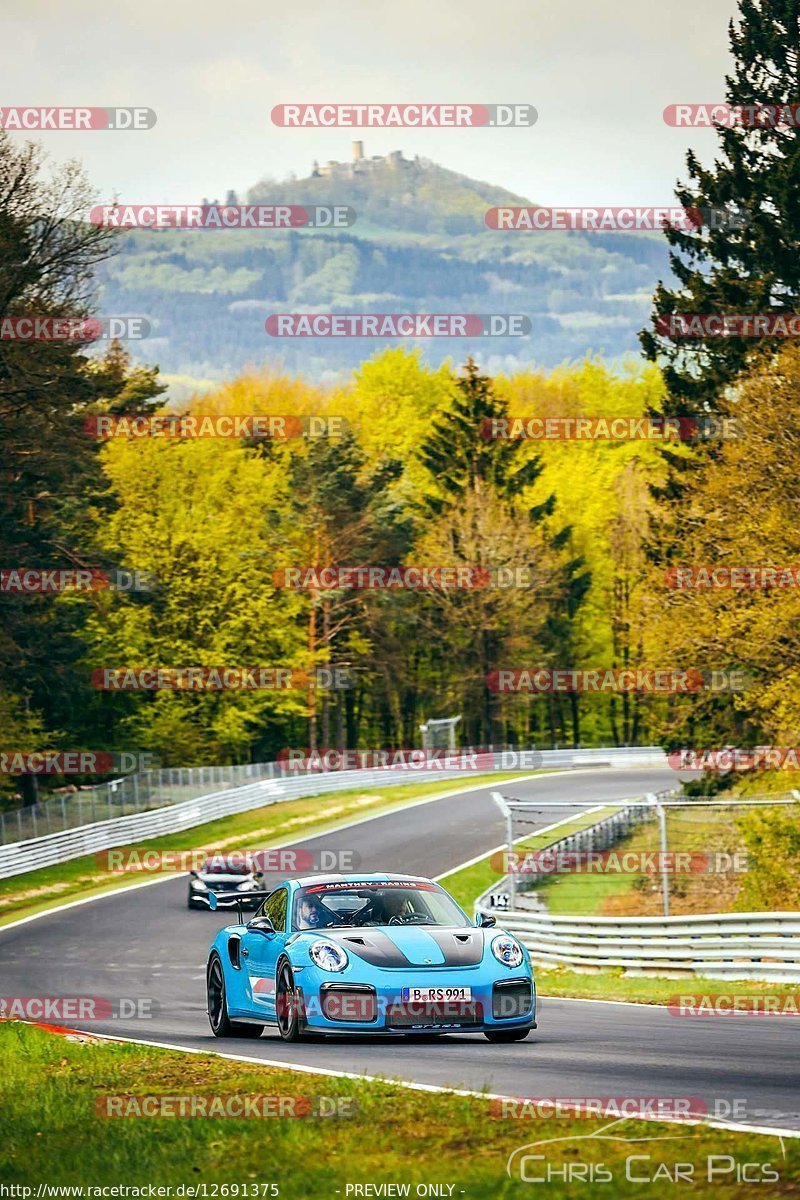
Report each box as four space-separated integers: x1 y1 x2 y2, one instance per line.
321 927 485 968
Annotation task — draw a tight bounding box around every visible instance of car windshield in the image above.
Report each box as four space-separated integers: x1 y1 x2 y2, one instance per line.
202 860 252 875
292 882 468 931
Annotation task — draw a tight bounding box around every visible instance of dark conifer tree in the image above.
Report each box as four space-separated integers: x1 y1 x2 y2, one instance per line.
641 0 800 418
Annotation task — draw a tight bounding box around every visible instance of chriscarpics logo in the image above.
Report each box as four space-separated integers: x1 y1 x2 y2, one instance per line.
506 1120 782 1185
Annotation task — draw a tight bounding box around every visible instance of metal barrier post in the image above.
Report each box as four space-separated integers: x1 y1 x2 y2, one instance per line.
491 790 516 911
647 792 670 918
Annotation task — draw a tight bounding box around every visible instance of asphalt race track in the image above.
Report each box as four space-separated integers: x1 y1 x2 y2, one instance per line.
2 767 799 1133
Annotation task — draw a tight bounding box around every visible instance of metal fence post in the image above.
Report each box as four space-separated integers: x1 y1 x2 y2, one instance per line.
647 792 670 918
491 790 516 911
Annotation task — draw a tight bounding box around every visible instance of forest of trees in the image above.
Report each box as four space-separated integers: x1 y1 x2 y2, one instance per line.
3 0 800 805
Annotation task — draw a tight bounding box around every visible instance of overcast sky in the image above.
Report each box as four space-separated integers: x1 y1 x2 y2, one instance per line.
2 0 740 206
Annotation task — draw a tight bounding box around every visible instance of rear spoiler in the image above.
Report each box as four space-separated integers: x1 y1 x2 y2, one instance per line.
208 890 274 919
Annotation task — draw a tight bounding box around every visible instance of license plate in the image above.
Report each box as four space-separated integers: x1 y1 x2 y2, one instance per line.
401 986 472 1003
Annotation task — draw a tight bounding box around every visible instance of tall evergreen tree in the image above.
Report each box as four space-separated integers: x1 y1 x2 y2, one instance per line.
641 0 800 418
418 358 554 518
416 360 591 744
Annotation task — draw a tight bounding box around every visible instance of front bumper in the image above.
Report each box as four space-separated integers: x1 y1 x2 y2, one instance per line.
293 967 535 1035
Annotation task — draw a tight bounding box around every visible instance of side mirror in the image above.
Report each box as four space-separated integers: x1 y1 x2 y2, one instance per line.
248 915 276 937
477 912 497 928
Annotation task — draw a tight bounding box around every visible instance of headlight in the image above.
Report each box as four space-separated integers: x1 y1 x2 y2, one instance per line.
309 940 349 972
237 880 255 891
491 934 523 968
190 879 208 892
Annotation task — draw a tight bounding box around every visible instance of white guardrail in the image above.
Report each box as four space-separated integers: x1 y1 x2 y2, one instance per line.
476 802 800 983
0 746 668 880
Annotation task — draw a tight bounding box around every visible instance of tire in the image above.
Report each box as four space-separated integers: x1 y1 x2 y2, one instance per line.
275 960 303 1042
188 893 201 909
206 953 264 1038
484 1026 532 1043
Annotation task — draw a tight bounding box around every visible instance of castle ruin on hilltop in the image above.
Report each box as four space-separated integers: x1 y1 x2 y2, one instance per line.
202 144 421 208
312 141 418 178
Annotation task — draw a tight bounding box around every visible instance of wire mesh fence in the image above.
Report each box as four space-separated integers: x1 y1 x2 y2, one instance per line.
0 761 283 846
489 789 800 918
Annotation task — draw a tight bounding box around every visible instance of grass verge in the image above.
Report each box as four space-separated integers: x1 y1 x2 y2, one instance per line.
536 806 749 918
1 1021 796 1198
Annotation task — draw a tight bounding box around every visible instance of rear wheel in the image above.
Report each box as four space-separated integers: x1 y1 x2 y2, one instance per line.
207 953 263 1038
484 1026 531 1043
275 960 303 1042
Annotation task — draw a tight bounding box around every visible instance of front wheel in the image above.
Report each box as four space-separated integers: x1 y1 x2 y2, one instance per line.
484 1026 532 1043
275 960 303 1042
207 953 263 1038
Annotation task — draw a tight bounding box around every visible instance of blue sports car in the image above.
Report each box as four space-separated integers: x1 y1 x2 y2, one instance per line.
206 872 536 1042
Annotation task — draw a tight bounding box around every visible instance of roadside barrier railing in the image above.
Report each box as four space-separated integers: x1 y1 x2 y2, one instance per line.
477 792 800 982
0 746 668 878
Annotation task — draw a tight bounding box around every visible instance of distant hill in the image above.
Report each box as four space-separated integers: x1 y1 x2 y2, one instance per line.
97 147 672 385
248 147 533 236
